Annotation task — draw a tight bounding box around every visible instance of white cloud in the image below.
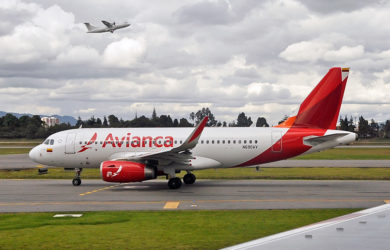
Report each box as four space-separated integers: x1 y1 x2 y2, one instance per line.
1 0 390 125
77 108 96 114
103 38 146 68
324 45 364 62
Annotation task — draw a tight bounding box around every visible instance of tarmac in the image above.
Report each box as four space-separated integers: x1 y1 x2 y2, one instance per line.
0 179 389 212
2 153 390 170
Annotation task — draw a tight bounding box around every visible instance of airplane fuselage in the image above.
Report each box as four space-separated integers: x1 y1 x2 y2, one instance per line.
29 127 356 171
87 23 130 33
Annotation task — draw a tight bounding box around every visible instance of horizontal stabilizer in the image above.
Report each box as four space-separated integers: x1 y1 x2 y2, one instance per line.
303 133 350 146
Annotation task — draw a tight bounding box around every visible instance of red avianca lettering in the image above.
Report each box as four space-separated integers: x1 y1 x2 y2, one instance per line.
78 133 174 152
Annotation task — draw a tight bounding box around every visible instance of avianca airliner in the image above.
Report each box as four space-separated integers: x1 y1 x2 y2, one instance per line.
29 67 356 189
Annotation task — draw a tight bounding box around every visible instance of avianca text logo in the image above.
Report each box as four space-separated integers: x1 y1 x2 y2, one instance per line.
78 132 174 153
78 132 97 153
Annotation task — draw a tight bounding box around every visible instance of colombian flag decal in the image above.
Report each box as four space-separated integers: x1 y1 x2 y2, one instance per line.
47 148 53 152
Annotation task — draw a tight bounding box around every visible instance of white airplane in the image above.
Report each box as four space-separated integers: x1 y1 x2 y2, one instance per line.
29 67 356 189
84 20 130 33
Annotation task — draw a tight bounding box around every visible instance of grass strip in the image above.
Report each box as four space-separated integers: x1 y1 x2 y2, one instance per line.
294 148 390 160
0 148 31 155
0 209 357 250
2 167 390 180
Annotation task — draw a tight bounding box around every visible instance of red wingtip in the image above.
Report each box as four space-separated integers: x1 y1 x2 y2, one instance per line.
188 116 208 143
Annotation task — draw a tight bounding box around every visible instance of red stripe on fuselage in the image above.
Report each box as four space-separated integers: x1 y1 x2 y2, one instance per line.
237 128 326 167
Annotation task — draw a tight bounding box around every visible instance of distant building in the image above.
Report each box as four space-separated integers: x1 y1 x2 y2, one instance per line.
41 117 59 127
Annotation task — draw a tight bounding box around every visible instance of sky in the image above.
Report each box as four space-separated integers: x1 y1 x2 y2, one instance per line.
1 0 390 126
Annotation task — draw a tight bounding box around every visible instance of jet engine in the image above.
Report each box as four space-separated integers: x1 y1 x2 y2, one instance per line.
100 161 156 182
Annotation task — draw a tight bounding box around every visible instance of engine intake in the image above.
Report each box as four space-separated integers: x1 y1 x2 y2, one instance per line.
100 161 156 183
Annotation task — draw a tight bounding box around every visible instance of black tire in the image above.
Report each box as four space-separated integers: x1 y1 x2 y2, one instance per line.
72 178 81 186
183 173 196 184
168 177 182 189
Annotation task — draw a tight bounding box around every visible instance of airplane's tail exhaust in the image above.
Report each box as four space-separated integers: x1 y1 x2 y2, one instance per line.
277 67 349 130
84 23 97 32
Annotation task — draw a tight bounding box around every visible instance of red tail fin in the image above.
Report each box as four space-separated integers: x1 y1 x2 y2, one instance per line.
292 67 349 130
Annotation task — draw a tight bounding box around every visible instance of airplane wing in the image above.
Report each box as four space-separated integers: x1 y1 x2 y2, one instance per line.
109 116 209 165
102 20 113 28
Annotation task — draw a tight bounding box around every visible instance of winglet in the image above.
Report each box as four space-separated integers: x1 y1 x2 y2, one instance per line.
188 116 208 143
172 116 208 152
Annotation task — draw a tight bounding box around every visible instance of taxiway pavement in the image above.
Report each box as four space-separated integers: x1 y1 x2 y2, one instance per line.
0 179 389 212
2 154 390 170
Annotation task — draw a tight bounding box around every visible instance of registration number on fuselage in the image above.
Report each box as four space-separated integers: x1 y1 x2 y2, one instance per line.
242 145 258 150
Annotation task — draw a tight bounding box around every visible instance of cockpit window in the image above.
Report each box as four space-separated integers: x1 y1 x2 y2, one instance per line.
50 139 54 145
44 139 50 145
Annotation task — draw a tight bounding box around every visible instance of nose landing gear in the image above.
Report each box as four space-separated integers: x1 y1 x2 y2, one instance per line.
72 168 82 186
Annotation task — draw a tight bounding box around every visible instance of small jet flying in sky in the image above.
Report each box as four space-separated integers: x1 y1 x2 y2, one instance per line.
84 20 130 33
29 67 356 189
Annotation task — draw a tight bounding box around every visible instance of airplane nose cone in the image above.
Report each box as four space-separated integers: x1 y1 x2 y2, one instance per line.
29 146 39 162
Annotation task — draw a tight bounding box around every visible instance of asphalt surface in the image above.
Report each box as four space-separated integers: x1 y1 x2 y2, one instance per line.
2 154 390 170
0 179 389 212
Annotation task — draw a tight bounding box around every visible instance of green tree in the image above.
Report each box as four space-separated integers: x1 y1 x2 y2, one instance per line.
256 117 269 127
103 116 108 127
192 107 217 127
358 116 370 138
384 120 390 138
178 118 192 127
108 115 120 127
236 112 253 127
152 108 157 121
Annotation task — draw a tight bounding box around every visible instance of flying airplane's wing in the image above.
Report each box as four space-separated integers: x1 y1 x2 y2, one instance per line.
109 117 209 165
102 20 113 28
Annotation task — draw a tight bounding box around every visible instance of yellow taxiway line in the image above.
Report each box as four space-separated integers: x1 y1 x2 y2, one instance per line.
79 184 122 196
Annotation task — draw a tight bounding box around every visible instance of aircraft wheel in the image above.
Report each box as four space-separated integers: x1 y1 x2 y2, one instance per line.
72 178 81 186
168 177 182 189
183 173 196 184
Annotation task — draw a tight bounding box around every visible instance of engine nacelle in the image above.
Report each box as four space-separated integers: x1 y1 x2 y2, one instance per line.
100 161 156 183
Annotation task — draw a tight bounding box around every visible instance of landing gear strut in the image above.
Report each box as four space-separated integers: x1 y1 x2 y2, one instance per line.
183 172 196 184
168 177 182 189
72 168 82 186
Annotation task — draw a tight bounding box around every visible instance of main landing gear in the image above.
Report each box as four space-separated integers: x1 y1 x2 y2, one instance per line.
72 168 82 186
168 172 196 189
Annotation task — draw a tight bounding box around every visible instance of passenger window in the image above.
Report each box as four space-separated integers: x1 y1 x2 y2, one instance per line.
175 140 177 144
233 140 236 144
244 140 247 144
222 140 225 144
228 140 230 144
206 140 209 144
212 140 214 144
238 140 241 144
50 139 54 145
201 140 203 144
255 140 258 144
249 140 252 144
217 140 220 144
180 140 182 144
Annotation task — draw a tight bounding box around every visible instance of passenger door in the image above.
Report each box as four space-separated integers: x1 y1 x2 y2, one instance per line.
65 133 76 154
